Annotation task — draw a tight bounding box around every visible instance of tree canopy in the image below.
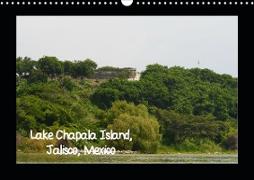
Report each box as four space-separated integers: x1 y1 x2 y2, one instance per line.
16 57 238 152
92 64 237 120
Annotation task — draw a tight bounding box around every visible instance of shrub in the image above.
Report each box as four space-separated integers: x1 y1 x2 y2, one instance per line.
107 101 160 153
60 76 76 91
16 134 56 153
174 138 222 153
27 70 48 84
223 134 238 150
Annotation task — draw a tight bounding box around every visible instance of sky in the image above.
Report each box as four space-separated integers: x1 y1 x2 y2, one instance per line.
17 16 238 77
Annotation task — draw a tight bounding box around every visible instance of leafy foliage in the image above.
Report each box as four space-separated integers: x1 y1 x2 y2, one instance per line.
38 56 63 77
16 57 238 153
153 108 230 145
92 64 237 120
107 101 160 153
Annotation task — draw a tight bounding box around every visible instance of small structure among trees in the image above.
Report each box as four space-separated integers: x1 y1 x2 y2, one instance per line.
92 66 140 80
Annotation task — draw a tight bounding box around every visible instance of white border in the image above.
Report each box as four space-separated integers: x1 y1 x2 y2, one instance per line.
0 1 254 6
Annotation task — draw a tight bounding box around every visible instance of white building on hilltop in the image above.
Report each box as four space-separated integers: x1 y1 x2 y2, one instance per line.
128 70 141 81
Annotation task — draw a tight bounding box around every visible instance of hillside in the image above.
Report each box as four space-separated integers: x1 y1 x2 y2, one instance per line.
16 56 238 153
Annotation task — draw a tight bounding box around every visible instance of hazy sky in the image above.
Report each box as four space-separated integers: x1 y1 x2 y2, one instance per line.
17 16 238 77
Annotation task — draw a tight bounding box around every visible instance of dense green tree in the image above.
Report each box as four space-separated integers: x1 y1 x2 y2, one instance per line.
27 69 48 84
60 76 76 91
63 61 75 76
91 87 122 109
38 56 63 77
107 101 160 153
16 57 37 75
73 59 97 78
223 134 238 150
92 64 238 120
154 109 229 145
16 80 100 133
